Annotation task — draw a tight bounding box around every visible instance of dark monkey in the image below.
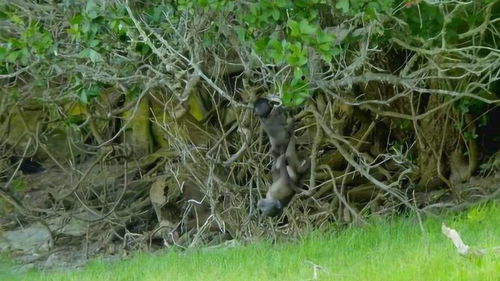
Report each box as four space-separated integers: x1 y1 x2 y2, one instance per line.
254 97 309 217
258 154 295 217
258 137 310 217
253 98 292 158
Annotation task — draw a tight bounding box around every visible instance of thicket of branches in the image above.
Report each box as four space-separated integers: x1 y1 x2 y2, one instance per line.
1 0 499 252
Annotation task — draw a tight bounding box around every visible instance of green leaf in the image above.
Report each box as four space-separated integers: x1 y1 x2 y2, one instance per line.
89 40 100 48
272 9 280 21
336 0 350 14
321 52 332 62
319 45 341 61
253 37 269 52
282 85 309 106
287 42 308 66
8 38 23 49
275 0 289 8
78 48 102 63
30 29 53 54
299 19 316 35
135 43 150 55
236 27 246 41
6 50 21 63
249 4 259 16
288 19 300 37
287 54 307 66
225 2 235 11
86 0 99 19
79 89 89 104
0 47 6 61
478 115 488 127
87 85 101 97
68 25 80 37
258 13 269 24
10 14 23 25
283 94 306 107
317 31 335 44
464 131 478 140
293 67 305 80
267 36 285 63
11 179 26 191
70 14 84 25
331 47 342 56
19 48 29 65
317 42 331 52
281 67 311 107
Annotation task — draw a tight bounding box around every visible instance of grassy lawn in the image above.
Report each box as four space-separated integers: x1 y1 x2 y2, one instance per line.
2 203 499 281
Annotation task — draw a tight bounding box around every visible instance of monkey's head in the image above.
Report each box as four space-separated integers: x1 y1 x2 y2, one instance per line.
253 98 272 118
257 198 284 217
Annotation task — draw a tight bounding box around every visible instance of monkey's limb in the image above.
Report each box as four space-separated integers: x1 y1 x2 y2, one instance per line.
285 137 309 170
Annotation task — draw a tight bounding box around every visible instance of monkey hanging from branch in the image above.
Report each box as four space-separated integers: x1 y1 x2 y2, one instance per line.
254 98 310 217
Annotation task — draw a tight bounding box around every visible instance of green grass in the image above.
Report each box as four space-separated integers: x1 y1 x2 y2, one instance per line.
2 203 500 281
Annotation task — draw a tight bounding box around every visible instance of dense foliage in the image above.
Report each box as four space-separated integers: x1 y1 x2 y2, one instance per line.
0 0 498 262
